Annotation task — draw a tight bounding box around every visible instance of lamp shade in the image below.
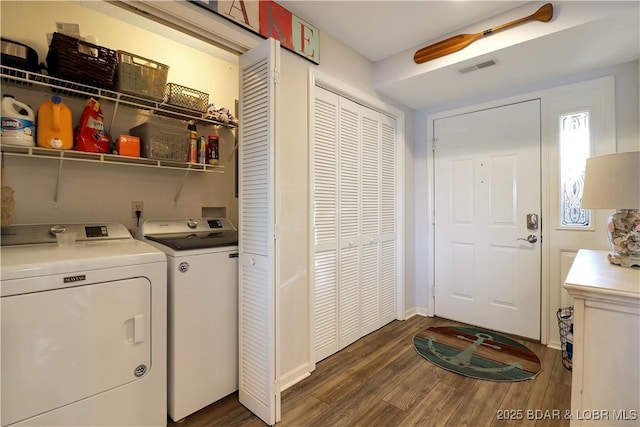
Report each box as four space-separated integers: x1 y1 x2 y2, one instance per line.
581 151 640 209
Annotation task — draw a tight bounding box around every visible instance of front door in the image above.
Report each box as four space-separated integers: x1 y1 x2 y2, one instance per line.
434 100 541 339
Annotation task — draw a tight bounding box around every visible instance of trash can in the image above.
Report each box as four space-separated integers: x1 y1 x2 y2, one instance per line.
557 306 574 371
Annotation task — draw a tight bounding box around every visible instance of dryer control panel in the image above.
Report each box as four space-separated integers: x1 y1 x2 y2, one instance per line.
1 223 132 246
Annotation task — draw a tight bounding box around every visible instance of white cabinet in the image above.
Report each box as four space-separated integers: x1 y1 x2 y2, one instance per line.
312 86 398 362
564 249 640 426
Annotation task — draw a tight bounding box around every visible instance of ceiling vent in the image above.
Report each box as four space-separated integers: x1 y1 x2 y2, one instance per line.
459 59 497 74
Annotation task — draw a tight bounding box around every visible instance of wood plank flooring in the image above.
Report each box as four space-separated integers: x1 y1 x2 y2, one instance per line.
168 315 571 426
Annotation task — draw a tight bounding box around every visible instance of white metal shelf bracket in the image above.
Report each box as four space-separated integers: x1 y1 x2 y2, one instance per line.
53 157 64 207
174 169 191 205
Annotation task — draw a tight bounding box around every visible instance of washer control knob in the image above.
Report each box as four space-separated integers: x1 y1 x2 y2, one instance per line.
50 224 66 235
186 219 198 229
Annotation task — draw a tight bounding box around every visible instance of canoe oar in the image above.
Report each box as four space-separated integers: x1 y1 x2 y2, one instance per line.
414 3 553 64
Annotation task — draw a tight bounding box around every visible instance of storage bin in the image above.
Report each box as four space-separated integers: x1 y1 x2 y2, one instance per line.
116 51 168 101
129 122 189 162
117 135 140 157
164 83 209 112
557 306 574 371
46 32 117 89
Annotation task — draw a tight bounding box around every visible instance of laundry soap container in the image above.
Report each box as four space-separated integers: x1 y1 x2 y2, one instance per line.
1 94 35 146
37 96 73 149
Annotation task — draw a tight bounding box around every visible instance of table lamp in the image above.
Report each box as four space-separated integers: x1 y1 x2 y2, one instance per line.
581 151 640 267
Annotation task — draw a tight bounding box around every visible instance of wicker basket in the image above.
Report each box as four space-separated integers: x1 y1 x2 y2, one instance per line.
164 83 209 112
129 121 189 162
116 51 169 101
46 32 117 89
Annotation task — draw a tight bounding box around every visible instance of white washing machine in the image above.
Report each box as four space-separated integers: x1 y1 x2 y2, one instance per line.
0 222 167 427
138 218 239 422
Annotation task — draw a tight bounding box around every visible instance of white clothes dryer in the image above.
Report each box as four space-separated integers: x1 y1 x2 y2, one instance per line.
138 218 238 422
0 222 167 427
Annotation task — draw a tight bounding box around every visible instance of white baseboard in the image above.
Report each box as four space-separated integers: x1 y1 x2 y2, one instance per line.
547 340 562 351
404 307 431 319
416 306 430 317
280 362 311 391
404 307 417 319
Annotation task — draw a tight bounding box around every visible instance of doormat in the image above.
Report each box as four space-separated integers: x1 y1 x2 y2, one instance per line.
413 326 541 382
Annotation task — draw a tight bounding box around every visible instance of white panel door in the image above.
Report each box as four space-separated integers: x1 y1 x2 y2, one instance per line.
238 37 280 426
434 100 541 339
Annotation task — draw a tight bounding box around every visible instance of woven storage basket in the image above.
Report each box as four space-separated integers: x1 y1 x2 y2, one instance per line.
116 51 168 101
46 32 117 89
164 83 209 113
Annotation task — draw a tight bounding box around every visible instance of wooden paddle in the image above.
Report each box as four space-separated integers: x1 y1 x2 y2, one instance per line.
414 3 553 64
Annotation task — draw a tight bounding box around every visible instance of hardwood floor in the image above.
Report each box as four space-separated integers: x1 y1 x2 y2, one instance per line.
168 315 572 426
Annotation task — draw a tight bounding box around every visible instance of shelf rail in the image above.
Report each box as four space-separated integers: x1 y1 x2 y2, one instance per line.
0 65 237 128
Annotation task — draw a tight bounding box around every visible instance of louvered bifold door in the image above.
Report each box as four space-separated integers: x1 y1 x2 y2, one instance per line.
380 114 397 324
359 107 381 337
337 97 362 349
238 38 280 426
312 87 340 362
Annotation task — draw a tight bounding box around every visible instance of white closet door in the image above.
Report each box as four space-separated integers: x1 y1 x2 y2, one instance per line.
312 87 340 361
338 97 362 349
380 115 397 324
359 107 381 336
238 37 280 426
311 87 399 363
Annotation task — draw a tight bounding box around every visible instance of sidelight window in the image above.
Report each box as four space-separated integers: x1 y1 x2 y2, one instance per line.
559 111 591 227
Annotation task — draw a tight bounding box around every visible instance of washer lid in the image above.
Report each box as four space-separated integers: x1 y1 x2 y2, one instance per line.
145 230 238 250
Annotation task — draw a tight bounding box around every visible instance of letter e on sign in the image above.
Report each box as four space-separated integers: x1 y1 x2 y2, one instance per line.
292 14 319 64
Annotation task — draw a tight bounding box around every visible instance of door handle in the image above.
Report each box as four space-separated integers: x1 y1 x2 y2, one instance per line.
517 234 538 243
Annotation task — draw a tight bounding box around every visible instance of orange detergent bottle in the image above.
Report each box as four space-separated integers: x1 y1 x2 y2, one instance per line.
37 96 73 149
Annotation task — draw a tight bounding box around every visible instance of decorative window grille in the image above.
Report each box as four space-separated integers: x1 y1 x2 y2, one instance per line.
559 112 591 227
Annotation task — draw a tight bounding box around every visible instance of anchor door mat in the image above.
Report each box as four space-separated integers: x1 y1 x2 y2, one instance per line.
413 326 542 382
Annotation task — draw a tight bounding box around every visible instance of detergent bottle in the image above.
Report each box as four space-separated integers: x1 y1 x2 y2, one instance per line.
37 95 73 149
1 94 35 146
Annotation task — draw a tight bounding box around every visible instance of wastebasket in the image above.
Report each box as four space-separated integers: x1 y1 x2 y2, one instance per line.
557 306 574 371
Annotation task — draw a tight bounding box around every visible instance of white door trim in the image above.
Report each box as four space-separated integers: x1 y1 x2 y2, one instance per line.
308 69 406 370
426 75 615 345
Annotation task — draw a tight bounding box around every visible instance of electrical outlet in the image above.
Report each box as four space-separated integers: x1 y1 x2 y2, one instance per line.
131 201 144 218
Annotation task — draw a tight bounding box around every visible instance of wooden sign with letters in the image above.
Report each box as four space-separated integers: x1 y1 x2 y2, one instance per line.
191 0 320 64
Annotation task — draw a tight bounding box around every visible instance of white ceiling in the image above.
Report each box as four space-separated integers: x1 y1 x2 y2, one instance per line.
279 1 530 62
279 1 640 110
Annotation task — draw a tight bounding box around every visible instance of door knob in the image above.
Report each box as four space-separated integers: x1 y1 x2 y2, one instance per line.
517 234 538 243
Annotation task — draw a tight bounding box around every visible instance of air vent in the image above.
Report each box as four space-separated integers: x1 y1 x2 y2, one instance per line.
458 59 497 74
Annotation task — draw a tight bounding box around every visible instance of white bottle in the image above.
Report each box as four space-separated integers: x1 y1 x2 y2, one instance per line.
1 95 35 146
